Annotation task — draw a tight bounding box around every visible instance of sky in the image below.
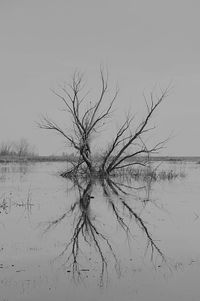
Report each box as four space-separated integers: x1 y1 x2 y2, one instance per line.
0 0 200 156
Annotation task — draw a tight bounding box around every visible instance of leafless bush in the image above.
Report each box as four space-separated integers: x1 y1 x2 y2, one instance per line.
0 139 36 157
0 141 14 156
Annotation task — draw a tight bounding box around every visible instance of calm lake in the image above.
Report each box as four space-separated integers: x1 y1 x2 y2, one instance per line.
0 161 200 301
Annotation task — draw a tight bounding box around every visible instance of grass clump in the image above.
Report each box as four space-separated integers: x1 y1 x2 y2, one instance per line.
110 166 185 182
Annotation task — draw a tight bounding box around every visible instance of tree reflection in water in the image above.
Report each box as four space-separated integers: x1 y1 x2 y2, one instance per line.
44 175 166 287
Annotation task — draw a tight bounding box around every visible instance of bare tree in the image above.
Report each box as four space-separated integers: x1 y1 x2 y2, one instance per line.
14 138 36 157
39 68 169 177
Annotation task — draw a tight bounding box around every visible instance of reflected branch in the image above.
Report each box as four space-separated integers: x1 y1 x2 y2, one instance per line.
43 174 166 286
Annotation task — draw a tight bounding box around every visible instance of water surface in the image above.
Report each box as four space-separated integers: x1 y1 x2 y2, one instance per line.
0 161 200 301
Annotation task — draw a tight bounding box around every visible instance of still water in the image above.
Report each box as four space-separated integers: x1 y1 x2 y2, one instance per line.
0 161 200 301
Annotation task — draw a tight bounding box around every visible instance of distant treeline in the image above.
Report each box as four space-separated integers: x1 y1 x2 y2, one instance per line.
0 139 199 163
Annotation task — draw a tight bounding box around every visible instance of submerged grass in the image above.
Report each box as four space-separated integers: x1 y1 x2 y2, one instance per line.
61 164 186 182
110 166 186 182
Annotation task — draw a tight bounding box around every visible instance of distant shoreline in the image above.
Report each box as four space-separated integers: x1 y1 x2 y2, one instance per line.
0 155 200 163
0 155 69 163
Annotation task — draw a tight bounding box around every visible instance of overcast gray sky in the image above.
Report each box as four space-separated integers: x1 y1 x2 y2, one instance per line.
0 0 200 155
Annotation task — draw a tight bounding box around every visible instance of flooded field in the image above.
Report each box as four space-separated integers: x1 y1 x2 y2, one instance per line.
0 161 200 301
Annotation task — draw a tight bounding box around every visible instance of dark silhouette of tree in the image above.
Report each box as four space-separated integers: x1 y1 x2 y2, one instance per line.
39 68 169 178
